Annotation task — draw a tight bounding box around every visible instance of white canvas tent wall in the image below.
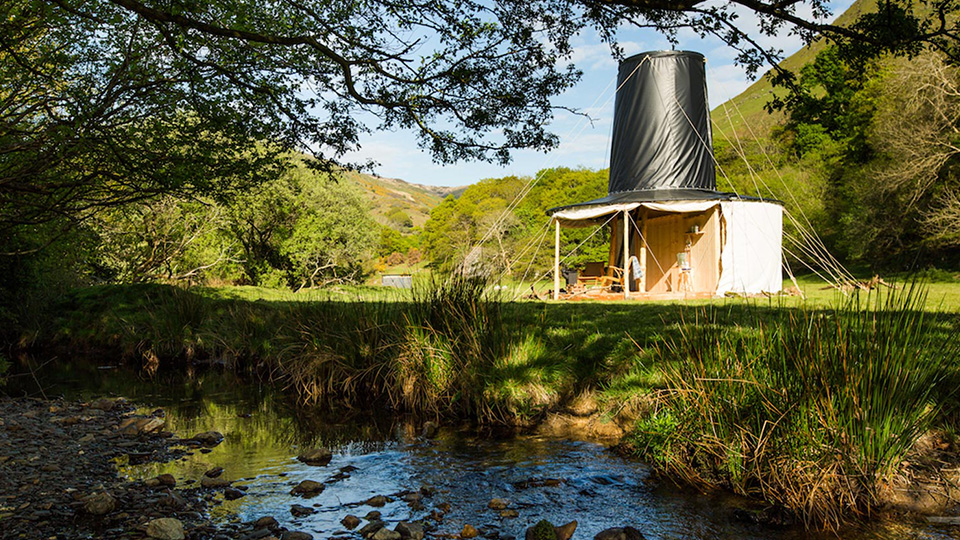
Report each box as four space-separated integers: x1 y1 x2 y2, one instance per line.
551 198 782 296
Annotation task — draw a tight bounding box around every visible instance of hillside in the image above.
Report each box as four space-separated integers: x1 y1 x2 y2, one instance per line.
712 0 875 140
342 170 457 230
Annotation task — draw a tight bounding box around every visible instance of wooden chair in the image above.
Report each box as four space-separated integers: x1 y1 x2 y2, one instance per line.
579 262 622 289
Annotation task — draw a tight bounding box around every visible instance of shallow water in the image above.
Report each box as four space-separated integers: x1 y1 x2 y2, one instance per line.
4 358 959 540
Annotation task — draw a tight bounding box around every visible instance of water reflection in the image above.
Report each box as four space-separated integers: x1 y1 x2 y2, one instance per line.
5 358 958 540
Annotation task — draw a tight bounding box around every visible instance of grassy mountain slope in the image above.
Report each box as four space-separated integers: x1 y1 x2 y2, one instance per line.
343 170 457 229
712 0 875 140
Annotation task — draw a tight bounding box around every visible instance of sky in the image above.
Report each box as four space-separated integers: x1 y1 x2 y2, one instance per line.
342 1 855 188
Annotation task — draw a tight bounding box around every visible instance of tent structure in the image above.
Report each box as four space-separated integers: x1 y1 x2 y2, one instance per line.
547 51 783 300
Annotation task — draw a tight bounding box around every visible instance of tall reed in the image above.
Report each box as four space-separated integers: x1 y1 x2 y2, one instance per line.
278 276 522 422
632 284 958 528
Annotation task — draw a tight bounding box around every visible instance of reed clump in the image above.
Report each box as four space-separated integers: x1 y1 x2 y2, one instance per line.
631 285 958 528
267 276 549 423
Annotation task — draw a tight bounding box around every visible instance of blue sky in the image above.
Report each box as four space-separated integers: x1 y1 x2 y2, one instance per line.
343 1 855 188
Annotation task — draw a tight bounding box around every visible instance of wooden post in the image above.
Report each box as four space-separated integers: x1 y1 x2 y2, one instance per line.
622 209 630 300
639 212 647 294
553 219 560 301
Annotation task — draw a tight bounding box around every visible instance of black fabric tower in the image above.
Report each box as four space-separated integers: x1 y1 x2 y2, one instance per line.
607 51 716 193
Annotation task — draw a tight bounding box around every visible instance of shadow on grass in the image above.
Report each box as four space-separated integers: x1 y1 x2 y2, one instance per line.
23 283 960 428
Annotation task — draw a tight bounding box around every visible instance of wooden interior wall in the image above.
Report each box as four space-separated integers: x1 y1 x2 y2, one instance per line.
642 208 720 293
607 219 620 271
644 214 684 292
688 208 720 292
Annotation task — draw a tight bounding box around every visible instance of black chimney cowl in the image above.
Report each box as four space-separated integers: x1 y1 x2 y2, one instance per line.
607 50 716 194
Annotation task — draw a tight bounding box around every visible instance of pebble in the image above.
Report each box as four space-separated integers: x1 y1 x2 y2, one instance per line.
359 520 386 537
191 431 225 447
281 533 313 540
372 528 402 540
396 521 425 540
555 521 578 540
366 495 388 507
224 487 245 500
593 527 646 540
290 504 315 517
462 525 479 539
82 492 116 515
201 476 232 489
342 515 361 529
488 498 510 510
146 517 185 540
254 516 279 529
205 466 225 478
297 447 332 465
290 480 325 496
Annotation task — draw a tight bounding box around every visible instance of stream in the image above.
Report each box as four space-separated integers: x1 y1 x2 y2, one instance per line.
4 357 958 540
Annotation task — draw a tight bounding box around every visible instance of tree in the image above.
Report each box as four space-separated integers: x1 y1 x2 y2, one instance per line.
5 0 960 239
866 52 960 251
93 197 239 283
421 167 609 275
770 45 960 264
224 156 374 288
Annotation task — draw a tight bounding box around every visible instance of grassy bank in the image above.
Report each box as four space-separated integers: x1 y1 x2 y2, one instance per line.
11 277 960 527
631 286 960 527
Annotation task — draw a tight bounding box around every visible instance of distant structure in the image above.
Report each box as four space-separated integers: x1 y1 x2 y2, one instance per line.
548 51 782 299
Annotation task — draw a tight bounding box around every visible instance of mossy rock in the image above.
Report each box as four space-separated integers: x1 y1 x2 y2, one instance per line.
525 520 557 540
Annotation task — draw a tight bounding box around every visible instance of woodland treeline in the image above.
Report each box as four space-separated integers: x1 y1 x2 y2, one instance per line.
6 46 960 315
717 47 960 268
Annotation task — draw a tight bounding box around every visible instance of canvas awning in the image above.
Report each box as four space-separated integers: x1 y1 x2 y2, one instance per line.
547 189 774 227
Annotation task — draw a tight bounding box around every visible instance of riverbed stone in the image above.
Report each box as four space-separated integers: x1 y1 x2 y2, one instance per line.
500 509 519 519
191 431 224 447
488 498 510 510
365 511 382 520
253 516 279 530
396 521 425 540
155 473 176 486
146 517 185 540
290 504 315 517
462 525 479 539
341 515 361 529
372 528 402 540
224 487 245 500
205 467 225 478
524 520 556 540
201 476 231 488
554 521 577 540
238 530 272 540
82 492 116 515
280 533 313 540
291 480 325 496
366 495 388 507
119 416 165 436
359 520 386 537
297 448 332 465
593 527 645 540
